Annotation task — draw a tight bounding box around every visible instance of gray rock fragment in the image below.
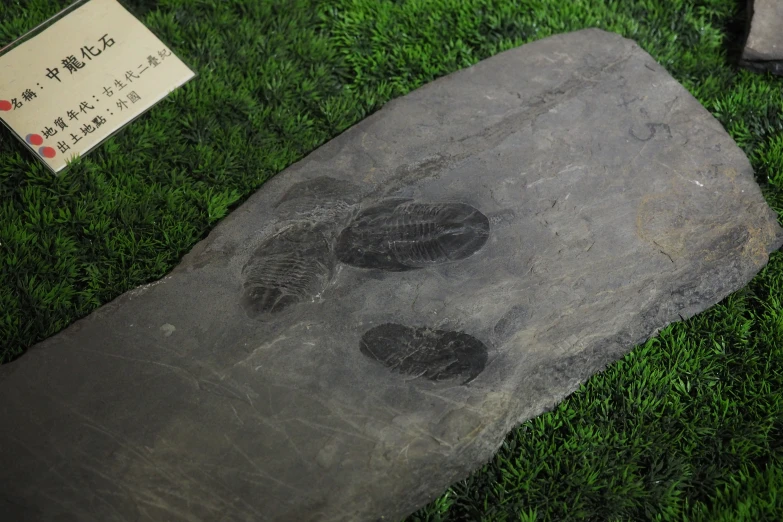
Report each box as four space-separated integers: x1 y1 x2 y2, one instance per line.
740 0 783 75
0 28 781 522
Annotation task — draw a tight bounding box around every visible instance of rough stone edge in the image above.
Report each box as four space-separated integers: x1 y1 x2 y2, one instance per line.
738 58 783 76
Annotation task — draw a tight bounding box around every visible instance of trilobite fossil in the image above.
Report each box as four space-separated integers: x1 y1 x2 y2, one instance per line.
240 223 335 317
360 323 488 384
335 199 490 271
275 176 362 215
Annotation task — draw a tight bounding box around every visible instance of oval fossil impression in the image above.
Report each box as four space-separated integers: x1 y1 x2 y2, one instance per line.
241 223 335 317
335 199 490 271
360 323 488 384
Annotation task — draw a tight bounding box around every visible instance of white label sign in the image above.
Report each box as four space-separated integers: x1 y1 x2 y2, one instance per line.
0 0 196 174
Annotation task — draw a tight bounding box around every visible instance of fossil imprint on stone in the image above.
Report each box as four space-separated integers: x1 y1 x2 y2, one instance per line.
242 178 492 317
360 323 489 385
240 222 337 317
242 180 494 384
335 198 491 271
274 176 363 216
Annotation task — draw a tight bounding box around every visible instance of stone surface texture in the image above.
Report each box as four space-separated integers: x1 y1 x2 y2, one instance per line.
741 0 783 74
1 28 782 522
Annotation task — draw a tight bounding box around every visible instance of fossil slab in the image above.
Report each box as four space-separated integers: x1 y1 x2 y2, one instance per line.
740 0 783 75
1 28 782 522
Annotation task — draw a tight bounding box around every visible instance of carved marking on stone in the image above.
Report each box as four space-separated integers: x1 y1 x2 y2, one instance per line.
629 122 672 142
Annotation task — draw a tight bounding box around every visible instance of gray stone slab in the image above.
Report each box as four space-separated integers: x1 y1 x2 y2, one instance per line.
740 0 783 75
1 28 781 522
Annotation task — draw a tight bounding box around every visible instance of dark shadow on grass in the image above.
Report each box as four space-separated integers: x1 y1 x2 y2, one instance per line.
722 0 751 69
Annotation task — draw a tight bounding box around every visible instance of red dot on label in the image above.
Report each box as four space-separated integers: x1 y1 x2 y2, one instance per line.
26 134 44 146
0 100 11 111
39 146 56 159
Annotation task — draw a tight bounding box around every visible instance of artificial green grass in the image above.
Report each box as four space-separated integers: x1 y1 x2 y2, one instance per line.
1 0 782 520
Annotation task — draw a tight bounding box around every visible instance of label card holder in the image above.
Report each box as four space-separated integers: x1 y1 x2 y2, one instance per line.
0 0 196 175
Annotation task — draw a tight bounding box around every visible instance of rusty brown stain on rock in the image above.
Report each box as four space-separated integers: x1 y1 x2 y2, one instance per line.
635 192 690 260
